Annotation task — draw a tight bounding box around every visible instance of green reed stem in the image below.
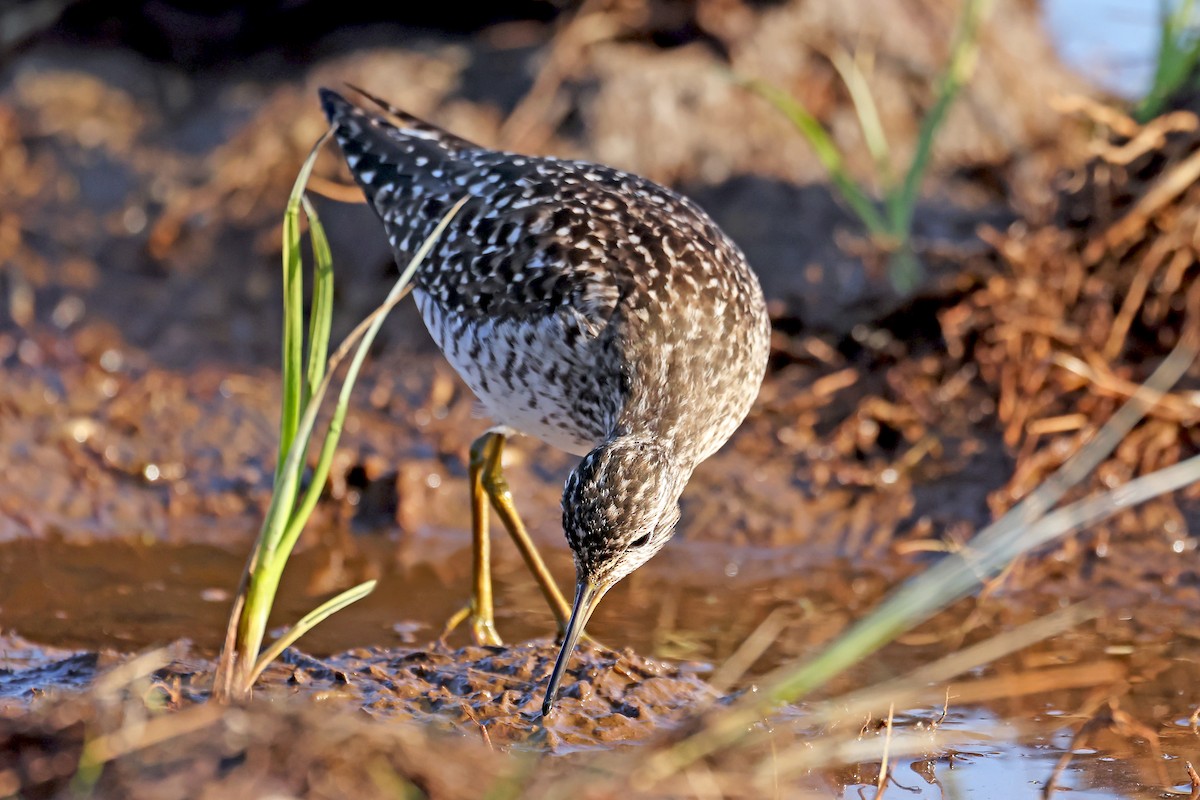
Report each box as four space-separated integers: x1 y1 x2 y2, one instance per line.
1139 0 1200 122
746 0 993 293
216 125 468 700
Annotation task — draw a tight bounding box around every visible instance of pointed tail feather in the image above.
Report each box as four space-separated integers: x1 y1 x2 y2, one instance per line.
340 84 481 152
318 87 474 260
319 87 478 158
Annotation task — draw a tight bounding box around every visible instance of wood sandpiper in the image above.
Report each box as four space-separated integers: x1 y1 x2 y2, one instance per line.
320 87 771 716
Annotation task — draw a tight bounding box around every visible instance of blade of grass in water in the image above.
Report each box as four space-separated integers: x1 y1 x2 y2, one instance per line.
250 579 378 683
765 340 1195 703
223 133 335 696
234 194 470 695
789 605 1101 731
216 122 470 699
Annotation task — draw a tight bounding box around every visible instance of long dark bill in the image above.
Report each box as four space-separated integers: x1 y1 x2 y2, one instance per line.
541 578 607 717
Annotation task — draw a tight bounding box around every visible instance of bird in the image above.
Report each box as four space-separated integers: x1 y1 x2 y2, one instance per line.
319 87 771 716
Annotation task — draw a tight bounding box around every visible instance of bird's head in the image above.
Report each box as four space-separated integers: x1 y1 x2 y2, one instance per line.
542 434 687 715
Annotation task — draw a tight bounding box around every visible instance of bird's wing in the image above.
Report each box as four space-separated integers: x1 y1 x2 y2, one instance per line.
319 88 678 336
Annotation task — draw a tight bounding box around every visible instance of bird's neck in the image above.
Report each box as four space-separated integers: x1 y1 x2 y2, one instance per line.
596 429 695 491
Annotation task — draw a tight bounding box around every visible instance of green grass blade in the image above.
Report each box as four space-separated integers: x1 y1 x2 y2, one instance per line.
223 171 330 683
302 195 334 408
277 129 333 480
755 341 1193 706
234 460 304 682
744 78 889 236
279 184 304 478
235 197 468 697
892 0 992 238
1138 0 1200 121
278 196 470 559
752 604 1100 782
249 579 377 685
831 48 893 184
879 0 992 292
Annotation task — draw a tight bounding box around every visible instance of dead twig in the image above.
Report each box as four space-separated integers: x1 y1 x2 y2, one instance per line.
1084 146 1200 264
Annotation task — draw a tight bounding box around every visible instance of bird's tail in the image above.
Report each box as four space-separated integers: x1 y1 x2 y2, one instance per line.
317 87 475 215
322 86 479 152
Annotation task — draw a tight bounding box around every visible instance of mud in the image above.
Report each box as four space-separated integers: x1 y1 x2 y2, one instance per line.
2 0 1200 798
3 559 1200 797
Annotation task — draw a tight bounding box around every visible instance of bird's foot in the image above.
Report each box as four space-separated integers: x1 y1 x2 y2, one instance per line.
440 603 503 647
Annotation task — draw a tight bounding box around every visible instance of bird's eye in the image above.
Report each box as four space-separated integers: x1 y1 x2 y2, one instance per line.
631 533 651 548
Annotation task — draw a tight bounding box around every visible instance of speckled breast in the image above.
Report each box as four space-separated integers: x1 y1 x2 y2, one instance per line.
414 289 612 457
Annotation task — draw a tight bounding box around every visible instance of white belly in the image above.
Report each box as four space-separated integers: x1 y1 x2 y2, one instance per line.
414 290 607 456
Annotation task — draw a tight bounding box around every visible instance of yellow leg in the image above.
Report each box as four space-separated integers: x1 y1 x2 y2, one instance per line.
477 433 573 634
441 433 502 646
440 431 572 645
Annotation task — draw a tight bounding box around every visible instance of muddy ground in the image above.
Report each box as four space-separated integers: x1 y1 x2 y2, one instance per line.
1 0 1200 798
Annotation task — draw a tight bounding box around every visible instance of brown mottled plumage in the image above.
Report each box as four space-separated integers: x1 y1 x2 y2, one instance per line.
320 88 770 715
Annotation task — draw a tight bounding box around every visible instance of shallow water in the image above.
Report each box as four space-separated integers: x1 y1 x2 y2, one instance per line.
817 706 1193 800
0 532 876 666
1 530 1197 797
